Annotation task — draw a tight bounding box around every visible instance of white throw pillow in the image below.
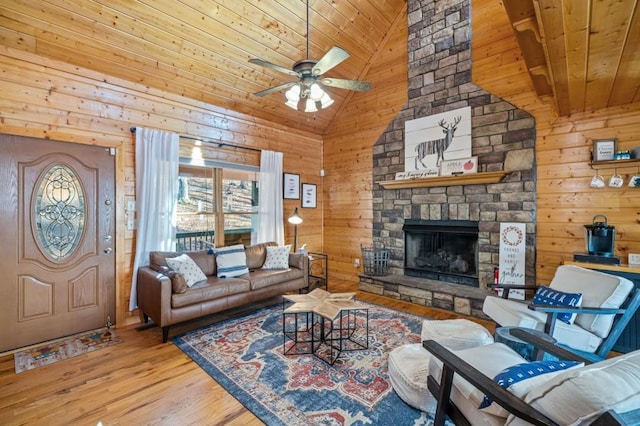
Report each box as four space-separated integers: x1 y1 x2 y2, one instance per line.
166 254 207 287
214 244 249 278
262 245 291 270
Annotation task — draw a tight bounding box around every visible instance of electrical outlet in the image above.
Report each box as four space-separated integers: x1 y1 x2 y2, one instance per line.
629 253 640 265
354 258 360 268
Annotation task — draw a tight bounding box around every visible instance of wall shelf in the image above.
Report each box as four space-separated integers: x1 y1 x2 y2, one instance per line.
377 171 508 189
590 159 640 169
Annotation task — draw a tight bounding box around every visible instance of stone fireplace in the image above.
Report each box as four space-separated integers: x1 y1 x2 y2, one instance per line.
359 0 536 319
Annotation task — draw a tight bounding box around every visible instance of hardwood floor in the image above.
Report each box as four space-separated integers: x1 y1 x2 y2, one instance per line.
0 280 495 425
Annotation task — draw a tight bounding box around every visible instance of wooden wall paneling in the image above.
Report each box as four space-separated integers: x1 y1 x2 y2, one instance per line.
473 0 640 284
0 46 322 325
323 5 407 283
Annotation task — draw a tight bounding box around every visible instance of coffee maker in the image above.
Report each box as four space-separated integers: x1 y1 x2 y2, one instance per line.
573 215 620 265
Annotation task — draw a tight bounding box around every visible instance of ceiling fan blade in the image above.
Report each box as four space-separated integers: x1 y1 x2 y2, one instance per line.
312 46 350 76
248 58 299 77
253 82 297 97
320 78 372 92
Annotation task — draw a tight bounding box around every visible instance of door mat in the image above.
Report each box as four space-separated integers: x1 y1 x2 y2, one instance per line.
14 328 121 374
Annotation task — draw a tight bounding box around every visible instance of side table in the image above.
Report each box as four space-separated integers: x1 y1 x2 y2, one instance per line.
494 326 557 361
307 252 328 291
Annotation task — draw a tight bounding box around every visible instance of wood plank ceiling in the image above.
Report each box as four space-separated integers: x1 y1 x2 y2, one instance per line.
0 0 639 135
0 0 406 135
502 0 640 117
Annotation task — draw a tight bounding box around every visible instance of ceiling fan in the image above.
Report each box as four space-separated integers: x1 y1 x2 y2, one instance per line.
248 0 372 112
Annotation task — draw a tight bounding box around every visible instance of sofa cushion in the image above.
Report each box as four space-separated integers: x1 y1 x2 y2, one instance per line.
166 253 208 287
509 349 640 425
245 241 277 269
532 286 582 324
550 265 634 338
247 268 304 291
214 244 249 278
149 250 215 276
262 245 291 270
171 277 251 308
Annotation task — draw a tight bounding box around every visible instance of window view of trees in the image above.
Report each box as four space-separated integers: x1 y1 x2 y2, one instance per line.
175 166 258 250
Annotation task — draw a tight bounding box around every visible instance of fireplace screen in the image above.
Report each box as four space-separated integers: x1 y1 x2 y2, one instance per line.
403 220 478 286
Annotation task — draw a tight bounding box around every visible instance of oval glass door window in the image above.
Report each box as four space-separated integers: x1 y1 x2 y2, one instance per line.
34 164 86 261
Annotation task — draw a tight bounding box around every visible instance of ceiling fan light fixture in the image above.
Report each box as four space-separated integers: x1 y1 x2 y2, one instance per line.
309 83 324 101
319 91 334 108
285 85 301 102
304 98 318 113
285 99 299 110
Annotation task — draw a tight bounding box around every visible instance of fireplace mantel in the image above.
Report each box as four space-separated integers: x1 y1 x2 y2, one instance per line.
377 171 508 189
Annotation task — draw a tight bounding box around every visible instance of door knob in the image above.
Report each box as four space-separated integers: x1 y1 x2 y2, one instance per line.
104 247 113 254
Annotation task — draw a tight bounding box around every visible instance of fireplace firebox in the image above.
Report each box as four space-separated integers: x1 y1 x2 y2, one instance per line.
403 220 479 287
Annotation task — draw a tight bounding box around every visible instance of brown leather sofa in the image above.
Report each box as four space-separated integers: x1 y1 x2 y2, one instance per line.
136 242 309 342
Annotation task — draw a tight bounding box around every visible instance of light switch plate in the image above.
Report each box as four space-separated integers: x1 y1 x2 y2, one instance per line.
629 253 640 265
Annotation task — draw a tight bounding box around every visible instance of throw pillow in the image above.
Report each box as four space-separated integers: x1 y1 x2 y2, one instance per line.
532 286 583 324
262 245 291 270
214 244 249 278
166 253 207 287
480 360 583 418
154 265 188 294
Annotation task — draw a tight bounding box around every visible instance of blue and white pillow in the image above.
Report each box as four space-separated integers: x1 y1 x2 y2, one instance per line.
480 360 583 418
532 286 583 324
214 244 249 278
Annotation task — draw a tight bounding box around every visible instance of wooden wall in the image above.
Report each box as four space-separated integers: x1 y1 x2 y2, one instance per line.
472 0 640 284
323 4 408 282
0 46 322 325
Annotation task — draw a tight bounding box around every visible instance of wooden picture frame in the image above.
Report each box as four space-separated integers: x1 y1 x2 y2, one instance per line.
592 139 617 162
302 183 317 208
283 173 300 199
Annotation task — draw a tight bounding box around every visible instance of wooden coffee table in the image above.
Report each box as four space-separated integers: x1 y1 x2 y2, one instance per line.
282 288 369 365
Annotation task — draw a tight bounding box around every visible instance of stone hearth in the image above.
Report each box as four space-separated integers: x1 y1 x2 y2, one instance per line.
359 274 491 320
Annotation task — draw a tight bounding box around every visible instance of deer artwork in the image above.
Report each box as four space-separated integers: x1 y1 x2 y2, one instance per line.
414 116 462 170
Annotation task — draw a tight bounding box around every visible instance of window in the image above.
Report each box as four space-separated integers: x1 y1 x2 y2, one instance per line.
176 164 259 250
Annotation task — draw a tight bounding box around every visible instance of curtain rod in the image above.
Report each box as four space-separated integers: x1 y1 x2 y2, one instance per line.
129 127 261 153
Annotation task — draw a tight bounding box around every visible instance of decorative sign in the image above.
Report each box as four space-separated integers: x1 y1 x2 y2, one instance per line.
404 106 472 174
395 170 439 180
498 222 526 300
440 156 478 176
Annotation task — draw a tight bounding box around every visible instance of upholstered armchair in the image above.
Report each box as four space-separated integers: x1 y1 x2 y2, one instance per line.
482 265 640 362
423 328 640 426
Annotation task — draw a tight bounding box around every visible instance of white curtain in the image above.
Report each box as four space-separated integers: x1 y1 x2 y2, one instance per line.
257 150 284 245
129 127 180 310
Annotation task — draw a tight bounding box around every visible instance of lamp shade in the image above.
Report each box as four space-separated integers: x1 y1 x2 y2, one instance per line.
288 207 303 224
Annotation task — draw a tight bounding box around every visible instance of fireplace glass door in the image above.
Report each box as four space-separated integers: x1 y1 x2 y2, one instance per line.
403 220 479 286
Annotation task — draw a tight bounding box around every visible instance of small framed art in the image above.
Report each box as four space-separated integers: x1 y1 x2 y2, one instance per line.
283 173 300 199
302 183 317 208
592 139 617 162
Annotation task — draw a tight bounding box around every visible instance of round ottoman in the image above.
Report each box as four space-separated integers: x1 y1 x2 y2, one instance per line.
389 319 494 411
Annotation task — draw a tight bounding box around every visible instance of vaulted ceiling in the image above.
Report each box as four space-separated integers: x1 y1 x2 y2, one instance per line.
502 0 640 116
0 0 638 135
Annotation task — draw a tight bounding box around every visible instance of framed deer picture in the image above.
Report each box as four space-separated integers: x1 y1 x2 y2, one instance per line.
404 106 472 175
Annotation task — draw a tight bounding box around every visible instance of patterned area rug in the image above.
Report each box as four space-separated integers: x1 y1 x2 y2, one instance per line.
173 302 448 425
14 328 121 373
